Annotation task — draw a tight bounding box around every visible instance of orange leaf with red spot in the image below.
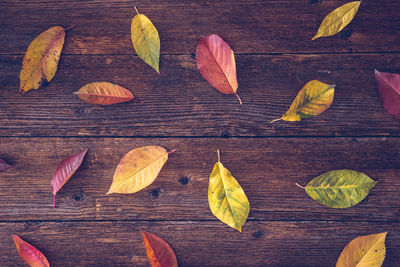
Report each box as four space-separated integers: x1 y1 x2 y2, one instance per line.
142 230 178 267
12 235 50 267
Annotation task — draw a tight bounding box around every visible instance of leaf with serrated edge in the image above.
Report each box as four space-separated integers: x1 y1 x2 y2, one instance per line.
375 69 400 120
336 232 387 267
312 1 361 40
51 149 88 208
208 150 250 231
107 146 171 194
297 169 377 208
20 25 71 94
142 230 178 267
12 235 50 267
196 34 241 104
0 158 12 171
74 82 134 105
131 7 160 73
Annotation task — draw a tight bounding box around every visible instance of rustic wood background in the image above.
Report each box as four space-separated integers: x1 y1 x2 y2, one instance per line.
1 0 399 266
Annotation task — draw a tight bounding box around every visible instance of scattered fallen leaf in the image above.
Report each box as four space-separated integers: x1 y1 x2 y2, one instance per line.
196 34 241 104
296 169 377 208
107 146 173 194
375 69 400 120
208 150 250 231
131 7 160 73
12 234 50 267
0 158 12 171
74 82 134 105
142 230 178 267
51 149 88 208
271 80 335 123
20 25 72 94
336 232 387 267
312 1 361 40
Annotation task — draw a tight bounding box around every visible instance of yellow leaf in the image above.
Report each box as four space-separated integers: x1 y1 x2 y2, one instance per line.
131 7 160 73
271 80 335 122
312 1 361 40
336 232 387 267
20 26 69 94
208 150 250 232
107 146 170 194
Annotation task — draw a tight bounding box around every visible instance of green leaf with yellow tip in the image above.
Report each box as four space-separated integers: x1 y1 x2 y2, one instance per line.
208 150 250 232
296 169 377 208
131 7 160 73
271 80 335 123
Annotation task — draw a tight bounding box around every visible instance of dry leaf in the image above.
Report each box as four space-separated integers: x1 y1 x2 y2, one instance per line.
12 235 50 267
296 169 377 208
107 146 173 194
271 80 334 122
375 69 400 120
196 34 241 104
336 232 387 267
312 1 361 40
131 7 160 73
142 230 178 267
51 149 88 208
208 150 250 232
74 82 134 105
0 158 12 171
20 25 72 94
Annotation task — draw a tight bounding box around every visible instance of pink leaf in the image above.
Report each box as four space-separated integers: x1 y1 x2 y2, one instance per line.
375 69 400 119
12 234 50 267
0 158 12 171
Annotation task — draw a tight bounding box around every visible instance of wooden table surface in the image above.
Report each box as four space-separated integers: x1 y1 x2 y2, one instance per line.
1 0 399 266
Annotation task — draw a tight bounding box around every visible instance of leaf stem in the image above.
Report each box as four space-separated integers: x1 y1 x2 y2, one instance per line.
53 194 56 208
167 149 176 154
235 93 242 105
64 25 75 31
270 118 283 123
217 150 220 162
295 183 306 189
134 6 139 15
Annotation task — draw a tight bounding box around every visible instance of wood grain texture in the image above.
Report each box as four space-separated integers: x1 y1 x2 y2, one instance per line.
1 0 400 55
1 54 400 137
0 137 399 222
0 221 399 266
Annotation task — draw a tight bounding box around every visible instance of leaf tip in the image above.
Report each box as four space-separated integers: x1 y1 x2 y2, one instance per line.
311 35 319 41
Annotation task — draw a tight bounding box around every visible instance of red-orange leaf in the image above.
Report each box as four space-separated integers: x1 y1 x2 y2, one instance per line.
51 149 87 208
142 230 178 267
0 158 12 171
12 235 50 267
74 82 134 105
375 69 400 120
196 34 241 104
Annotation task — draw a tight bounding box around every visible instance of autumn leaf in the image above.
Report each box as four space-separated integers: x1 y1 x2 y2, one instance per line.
51 149 88 208
296 170 377 208
208 150 250 232
196 34 241 104
107 146 173 194
12 235 50 267
375 69 400 120
131 7 160 73
74 82 134 105
336 232 387 267
20 25 72 94
271 80 334 123
142 230 178 267
312 1 361 40
0 158 12 171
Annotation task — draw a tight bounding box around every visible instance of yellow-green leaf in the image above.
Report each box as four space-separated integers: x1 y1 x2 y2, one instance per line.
297 169 377 208
106 146 171 194
336 232 387 267
131 7 160 73
208 150 250 232
271 80 335 122
20 26 70 94
312 1 361 40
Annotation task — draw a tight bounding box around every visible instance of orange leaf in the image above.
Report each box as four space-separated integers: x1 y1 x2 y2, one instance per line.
196 34 241 104
142 230 178 267
74 82 134 105
12 235 50 267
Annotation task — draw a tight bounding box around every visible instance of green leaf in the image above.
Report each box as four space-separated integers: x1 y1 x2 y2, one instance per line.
297 170 377 208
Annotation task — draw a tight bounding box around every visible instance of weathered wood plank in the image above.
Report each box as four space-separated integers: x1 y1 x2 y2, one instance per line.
1 0 400 55
0 137 399 221
1 54 400 137
0 221 398 266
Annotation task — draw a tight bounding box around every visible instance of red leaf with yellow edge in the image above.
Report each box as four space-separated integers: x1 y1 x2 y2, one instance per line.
12 235 50 267
74 82 134 105
196 34 241 104
142 230 178 267
375 69 400 120
0 158 12 171
51 149 87 208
